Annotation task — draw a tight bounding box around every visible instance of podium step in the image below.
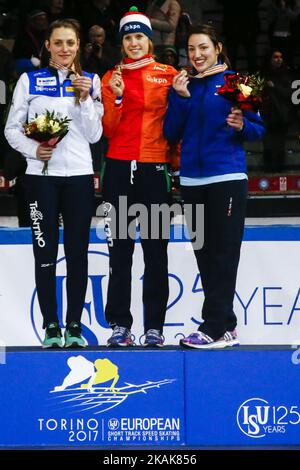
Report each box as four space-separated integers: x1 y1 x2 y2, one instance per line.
1 347 299 448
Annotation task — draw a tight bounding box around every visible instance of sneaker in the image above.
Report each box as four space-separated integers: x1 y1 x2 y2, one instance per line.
215 329 240 348
107 326 133 347
180 329 239 349
64 322 86 348
42 322 63 349
143 329 164 347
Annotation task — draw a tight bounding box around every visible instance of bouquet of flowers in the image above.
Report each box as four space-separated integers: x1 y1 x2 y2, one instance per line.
217 73 265 112
24 110 71 175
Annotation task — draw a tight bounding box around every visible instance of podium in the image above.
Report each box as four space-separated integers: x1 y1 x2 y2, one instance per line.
1 346 300 448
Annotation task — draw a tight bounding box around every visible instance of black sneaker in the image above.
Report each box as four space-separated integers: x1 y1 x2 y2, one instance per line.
42 322 63 348
64 321 86 348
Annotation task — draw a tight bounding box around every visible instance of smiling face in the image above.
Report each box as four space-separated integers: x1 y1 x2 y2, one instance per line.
122 32 150 59
188 33 222 73
45 26 79 68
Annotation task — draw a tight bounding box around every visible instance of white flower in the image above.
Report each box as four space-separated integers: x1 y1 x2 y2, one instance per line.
35 114 47 131
49 120 61 134
238 84 253 98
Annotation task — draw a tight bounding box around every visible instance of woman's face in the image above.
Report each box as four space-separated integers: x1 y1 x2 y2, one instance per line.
271 51 283 68
188 33 221 73
89 27 106 46
46 26 79 68
122 32 149 60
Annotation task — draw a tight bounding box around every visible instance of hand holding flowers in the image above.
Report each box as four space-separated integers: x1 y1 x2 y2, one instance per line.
226 107 244 131
218 72 265 132
218 72 265 112
24 110 71 174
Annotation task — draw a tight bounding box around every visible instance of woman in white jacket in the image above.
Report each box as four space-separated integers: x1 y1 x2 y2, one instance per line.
5 19 103 349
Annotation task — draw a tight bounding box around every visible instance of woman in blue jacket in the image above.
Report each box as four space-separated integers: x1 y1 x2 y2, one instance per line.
164 24 265 349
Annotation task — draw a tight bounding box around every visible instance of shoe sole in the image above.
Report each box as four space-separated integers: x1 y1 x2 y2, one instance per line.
106 342 133 348
180 339 240 349
64 342 86 348
42 343 63 349
143 343 164 348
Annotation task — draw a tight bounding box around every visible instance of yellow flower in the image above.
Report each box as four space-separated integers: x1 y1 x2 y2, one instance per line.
35 114 47 131
49 120 61 134
238 84 253 98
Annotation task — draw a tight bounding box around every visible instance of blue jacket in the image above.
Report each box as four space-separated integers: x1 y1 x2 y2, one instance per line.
163 70 265 178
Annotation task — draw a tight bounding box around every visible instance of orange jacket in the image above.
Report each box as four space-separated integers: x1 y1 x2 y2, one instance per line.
102 58 179 167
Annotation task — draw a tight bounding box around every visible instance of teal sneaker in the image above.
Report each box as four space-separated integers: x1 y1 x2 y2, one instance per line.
64 322 86 348
42 322 63 349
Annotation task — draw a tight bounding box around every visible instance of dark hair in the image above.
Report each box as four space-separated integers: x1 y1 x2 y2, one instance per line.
45 19 82 75
261 48 287 75
187 24 231 68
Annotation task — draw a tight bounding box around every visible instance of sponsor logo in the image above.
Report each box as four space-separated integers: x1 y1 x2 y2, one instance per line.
156 164 164 171
237 398 300 438
37 77 57 86
153 64 168 72
99 202 114 247
124 24 141 31
35 86 57 92
29 202 45 248
65 86 74 93
146 75 168 85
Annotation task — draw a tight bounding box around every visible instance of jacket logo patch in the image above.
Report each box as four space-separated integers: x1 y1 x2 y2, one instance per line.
35 86 57 92
156 164 164 171
153 64 168 72
36 77 57 86
146 75 168 85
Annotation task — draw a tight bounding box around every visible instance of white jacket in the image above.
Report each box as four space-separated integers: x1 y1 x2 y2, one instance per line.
5 68 103 177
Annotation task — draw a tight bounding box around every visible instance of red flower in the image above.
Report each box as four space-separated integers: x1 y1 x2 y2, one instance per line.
218 73 264 112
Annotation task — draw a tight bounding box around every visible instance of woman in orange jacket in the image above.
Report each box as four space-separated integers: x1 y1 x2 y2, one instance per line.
101 6 178 348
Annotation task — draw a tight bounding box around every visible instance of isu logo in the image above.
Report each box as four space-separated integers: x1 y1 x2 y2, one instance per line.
237 398 270 438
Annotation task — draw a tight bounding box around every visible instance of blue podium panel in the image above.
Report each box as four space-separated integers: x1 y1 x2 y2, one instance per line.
0 350 185 447
185 348 300 446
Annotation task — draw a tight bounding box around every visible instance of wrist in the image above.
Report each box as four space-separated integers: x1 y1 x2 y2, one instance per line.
80 93 89 102
176 90 190 98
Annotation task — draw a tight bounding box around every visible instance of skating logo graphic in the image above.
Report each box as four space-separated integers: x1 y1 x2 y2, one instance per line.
50 355 175 414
